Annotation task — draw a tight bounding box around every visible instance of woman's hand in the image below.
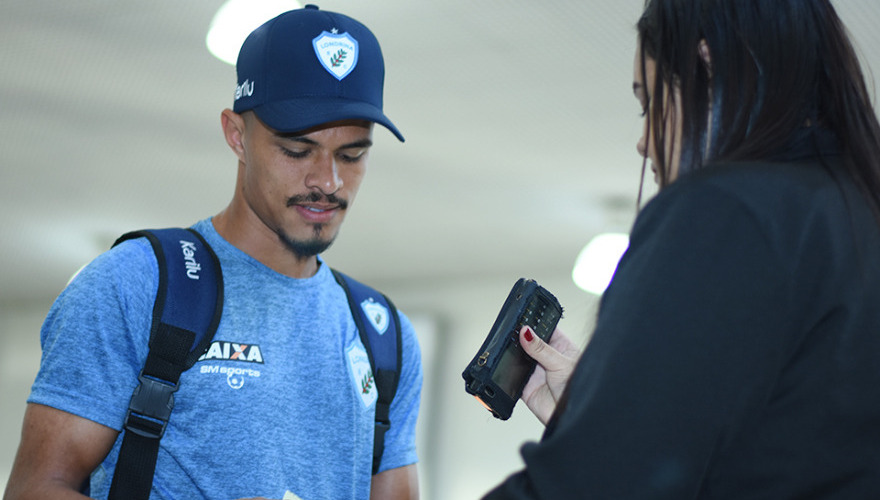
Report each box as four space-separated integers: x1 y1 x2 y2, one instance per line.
519 326 581 425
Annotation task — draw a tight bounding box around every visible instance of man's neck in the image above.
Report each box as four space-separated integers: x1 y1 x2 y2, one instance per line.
211 208 321 279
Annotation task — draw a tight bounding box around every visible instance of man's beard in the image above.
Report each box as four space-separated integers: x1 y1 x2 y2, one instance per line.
278 225 335 260
281 191 347 259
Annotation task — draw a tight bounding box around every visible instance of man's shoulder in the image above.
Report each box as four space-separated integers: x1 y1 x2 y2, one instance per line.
82 234 158 281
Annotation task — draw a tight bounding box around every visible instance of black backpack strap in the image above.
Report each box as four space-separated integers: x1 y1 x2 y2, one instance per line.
108 228 223 500
331 269 402 475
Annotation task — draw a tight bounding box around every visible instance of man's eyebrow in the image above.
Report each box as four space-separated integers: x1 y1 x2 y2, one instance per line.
276 135 373 150
340 138 373 149
277 134 318 145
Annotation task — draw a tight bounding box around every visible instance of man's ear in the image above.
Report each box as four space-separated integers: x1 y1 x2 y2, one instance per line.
220 108 247 162
698 39 712 76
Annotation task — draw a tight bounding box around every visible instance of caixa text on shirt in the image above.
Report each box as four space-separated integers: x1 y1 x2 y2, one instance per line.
198 341 264 363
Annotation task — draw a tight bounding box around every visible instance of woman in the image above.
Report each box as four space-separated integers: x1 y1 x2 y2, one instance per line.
485 0 880 497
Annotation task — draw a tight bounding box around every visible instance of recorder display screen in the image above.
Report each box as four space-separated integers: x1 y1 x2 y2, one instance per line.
491 343 532 397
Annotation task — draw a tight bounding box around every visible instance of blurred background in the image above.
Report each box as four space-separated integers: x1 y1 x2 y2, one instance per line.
2 1 880 498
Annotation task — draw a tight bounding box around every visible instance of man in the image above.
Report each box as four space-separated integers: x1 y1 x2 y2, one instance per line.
4 5 421 500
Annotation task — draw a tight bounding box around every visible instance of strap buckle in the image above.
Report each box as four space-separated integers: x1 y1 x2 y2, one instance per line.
123 374 178 439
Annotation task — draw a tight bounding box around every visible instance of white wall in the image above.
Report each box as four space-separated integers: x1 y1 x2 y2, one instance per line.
0 300 50 495
0 275 599 499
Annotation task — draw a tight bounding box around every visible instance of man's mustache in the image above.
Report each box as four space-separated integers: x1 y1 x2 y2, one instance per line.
286 192 348 210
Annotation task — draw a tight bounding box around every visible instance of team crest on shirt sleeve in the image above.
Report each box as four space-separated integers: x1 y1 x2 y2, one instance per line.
347 343 377 408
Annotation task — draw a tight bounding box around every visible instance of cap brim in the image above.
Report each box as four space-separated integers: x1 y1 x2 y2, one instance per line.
253 98 404 142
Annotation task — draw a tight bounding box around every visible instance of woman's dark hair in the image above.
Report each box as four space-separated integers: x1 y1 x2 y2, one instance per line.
636 0 880 220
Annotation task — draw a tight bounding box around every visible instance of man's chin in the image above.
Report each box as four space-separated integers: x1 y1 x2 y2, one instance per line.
278 231 336 260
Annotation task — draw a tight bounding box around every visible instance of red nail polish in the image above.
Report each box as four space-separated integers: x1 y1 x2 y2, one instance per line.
524 328 534 342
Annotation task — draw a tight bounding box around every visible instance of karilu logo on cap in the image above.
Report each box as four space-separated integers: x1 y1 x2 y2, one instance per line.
312 29 359 80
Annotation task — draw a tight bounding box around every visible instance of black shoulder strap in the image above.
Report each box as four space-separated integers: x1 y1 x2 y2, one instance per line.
331 269 402 475
108 228 223 500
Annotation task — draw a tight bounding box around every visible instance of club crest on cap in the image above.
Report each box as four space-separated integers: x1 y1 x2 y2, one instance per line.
312 30 359 81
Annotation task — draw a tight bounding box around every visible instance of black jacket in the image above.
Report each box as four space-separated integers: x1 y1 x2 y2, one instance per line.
486 153 880 498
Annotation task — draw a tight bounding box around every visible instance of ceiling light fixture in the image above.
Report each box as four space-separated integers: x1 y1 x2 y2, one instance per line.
206 0 302 65
572 233 630 295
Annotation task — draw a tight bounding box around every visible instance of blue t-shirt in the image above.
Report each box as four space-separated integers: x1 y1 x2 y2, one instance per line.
29 218 422 500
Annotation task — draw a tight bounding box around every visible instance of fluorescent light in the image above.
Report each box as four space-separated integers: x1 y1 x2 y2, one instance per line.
206 0 302 65
572 233 630 295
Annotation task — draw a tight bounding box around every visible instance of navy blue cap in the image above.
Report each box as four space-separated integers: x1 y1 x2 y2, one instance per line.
233 4 403 141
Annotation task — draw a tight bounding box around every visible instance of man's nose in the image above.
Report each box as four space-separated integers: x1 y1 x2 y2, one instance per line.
306 153 342 195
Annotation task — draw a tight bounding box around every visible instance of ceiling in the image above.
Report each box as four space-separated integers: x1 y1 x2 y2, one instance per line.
3 0 880 304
